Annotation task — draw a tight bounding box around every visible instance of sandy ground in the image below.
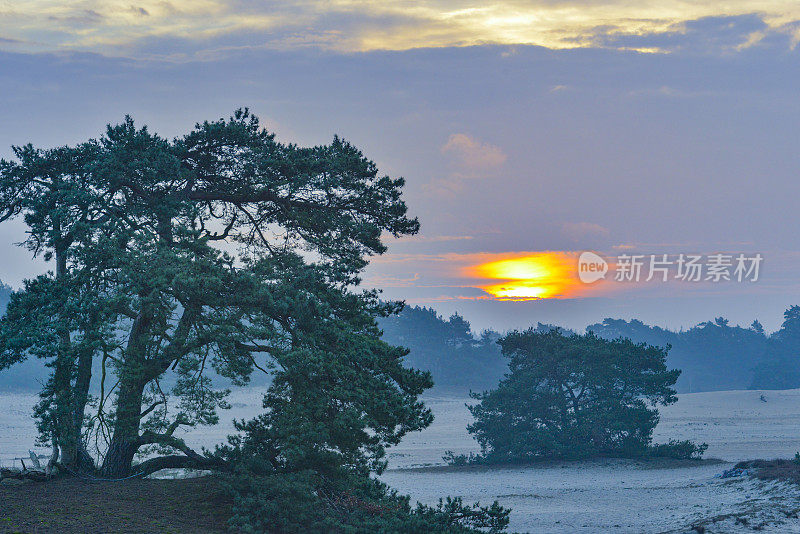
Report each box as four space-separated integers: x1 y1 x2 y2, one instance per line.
4 388 800 532
382 461 800 533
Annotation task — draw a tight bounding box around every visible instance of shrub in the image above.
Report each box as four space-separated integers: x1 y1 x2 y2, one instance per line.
442 451 485 466
226 466 510 533
647 440 708 460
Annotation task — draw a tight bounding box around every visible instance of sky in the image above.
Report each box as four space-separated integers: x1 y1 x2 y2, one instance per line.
1 1 800 333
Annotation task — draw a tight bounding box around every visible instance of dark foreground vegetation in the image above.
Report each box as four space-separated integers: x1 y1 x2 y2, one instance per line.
735 458 800 485
0 476 232 533
0 469 509 533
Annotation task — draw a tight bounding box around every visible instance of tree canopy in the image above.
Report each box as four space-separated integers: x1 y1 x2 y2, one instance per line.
0 109 427 476
466 329 682 461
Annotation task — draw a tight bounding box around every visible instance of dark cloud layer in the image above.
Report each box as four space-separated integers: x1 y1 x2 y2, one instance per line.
585 14 785 54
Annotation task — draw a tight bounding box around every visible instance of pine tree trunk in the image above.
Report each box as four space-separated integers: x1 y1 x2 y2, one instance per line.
69 340 96 471
100 376 145 477
100 297 157 478
100 300 155 476
101 437 140 478
52 246 76 467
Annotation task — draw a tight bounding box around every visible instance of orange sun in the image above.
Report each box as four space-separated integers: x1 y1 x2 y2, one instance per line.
466 252 583 300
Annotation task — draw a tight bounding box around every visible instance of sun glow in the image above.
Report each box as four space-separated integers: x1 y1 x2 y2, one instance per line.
467 252 582 301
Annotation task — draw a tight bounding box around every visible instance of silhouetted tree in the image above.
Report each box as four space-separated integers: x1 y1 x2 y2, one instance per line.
0 110 428 477
467 329 680 461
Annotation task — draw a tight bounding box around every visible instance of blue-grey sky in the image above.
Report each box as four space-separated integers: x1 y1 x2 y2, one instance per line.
1 3 800 333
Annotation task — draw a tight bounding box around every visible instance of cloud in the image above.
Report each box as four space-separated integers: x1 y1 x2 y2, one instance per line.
362 272 421 288
562 222 610 243
441 133 506 169
368 250 616 302
130 6 149 17
47 8 104 26
583 14 777 55
626 85 717 98
422 176 467 197
427 133 507 196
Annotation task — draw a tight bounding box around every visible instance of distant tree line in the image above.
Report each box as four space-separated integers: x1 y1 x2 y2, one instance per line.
377 307 505 392
4 296 800 394
587 308 800 392
378 305 800 393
